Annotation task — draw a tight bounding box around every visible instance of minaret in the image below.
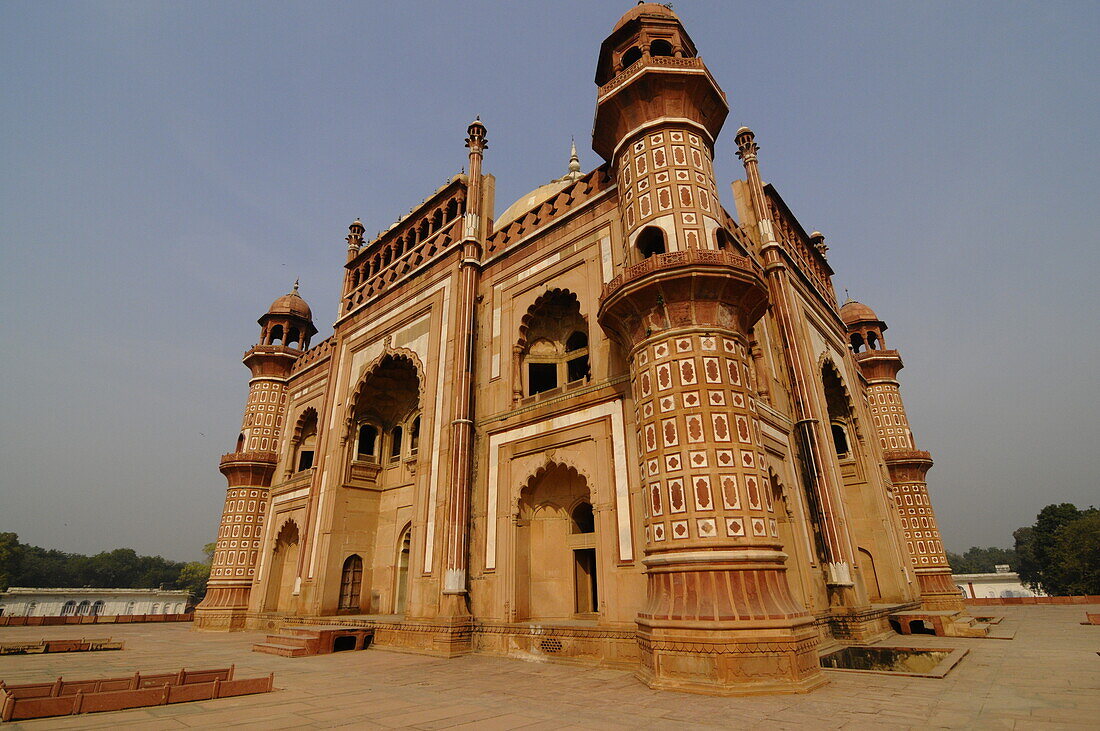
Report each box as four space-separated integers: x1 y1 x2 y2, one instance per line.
842 300 964 612
194 284 317 631
439 118 487 623
594 4 823 695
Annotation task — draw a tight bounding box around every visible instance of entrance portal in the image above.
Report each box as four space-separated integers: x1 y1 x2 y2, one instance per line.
265 521 300 613
515 463 598 621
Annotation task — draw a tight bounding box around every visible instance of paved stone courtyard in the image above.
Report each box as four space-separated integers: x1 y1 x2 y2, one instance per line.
1 605 1097 729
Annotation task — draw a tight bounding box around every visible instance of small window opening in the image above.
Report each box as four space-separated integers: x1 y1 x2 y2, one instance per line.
409 416 421 454
831 423 850 458
715 228 731 250
269 324 284 346
357 424 378 459
236 433 245 452
621 46 643 69
571 502 595 534
850 333 865 353
389 426 403 460
333 635 357 652
636 227 666 259
61 601 76 616
867 331 880 350
91 600 104 616
650 39 673 57
528 362 558 395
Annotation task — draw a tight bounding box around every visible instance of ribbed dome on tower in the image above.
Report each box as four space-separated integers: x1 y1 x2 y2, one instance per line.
268 280 313 320
840 299 879 326
613 2 678 32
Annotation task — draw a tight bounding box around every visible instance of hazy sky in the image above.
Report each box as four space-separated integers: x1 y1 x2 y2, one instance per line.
2 1 1097 562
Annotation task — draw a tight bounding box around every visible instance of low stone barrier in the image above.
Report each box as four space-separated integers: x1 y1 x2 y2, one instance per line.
0 665 275 722
0 638 123 655
965 596 1100 606
0 613 192 627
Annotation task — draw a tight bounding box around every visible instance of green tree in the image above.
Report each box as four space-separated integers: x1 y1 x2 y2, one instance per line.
1014 525 1040 590
946 546 1018 574
0 532 24 591
1014 503 1100 595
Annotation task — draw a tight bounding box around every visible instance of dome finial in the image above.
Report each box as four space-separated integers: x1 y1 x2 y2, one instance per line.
292 279 299 295
568 137 581 174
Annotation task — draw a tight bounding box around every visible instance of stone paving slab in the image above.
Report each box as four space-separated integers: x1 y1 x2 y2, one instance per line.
0 605 1097 728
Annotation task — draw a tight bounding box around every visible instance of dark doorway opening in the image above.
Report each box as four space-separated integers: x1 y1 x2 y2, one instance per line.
574 548 598 613
332 635 358 652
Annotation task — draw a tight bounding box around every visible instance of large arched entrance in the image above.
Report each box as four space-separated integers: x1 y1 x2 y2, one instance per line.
265 520 300 613
515 463 597 621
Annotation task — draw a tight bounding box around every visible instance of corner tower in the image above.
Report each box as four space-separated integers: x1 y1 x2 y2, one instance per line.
595 4 823 695
842 300 964 613
195 284 316 631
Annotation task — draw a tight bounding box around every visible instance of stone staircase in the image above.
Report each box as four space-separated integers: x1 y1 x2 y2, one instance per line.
252 624 373 657
889 609 1014 639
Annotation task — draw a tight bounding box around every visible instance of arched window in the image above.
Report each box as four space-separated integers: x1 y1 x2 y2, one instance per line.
518 290 591 397
822 362 856 461
268 324 284 346
636 226 666 259
389 425 403 460
357 424 378 461
650 39 673 57
339 555 363 612
91 600 105 616
446 199 459 222
867 331 879 350
125 601 135 615
76 600 91 616
621 46 643 69
296 411 318 471
850 332 865 353
61 600 76 616
150 603 159 615
571 501 595 534
349 355 421 471
286 327 301 349
26 601 37 617
419 219 430 241
431 209 443 232
236 433 245 452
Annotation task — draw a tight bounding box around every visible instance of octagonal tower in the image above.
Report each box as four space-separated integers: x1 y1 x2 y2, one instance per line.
195 284 315 630
842 300 965 613
595 4 823 696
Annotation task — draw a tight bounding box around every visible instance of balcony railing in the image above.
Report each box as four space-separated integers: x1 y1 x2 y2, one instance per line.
600 249 761 302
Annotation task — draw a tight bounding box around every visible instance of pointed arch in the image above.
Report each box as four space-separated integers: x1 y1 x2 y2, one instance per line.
516 289 591 397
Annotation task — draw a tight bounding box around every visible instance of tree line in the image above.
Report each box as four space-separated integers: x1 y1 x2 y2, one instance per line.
0 533 211 599
947 502 1099 596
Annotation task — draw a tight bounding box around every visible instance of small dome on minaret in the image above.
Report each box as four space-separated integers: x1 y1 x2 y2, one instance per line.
839 298 880 327
612 2 679 32
267 280 313 321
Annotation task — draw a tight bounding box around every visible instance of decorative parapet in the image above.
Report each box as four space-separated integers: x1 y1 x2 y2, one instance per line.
600 249 763 302
485 167 614 257
883 448 932 464
242 344 300 360
293 336 335 371
597 56 718 99
763 188 835 306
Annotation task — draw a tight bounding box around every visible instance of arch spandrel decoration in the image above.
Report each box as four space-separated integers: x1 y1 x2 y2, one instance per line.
289 406 319 447
513 458 595 518
516 288 589 352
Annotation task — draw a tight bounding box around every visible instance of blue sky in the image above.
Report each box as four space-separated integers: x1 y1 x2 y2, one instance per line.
1 1 1097 561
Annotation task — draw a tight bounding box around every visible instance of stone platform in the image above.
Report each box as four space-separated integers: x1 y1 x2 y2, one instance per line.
0 604 1097 728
